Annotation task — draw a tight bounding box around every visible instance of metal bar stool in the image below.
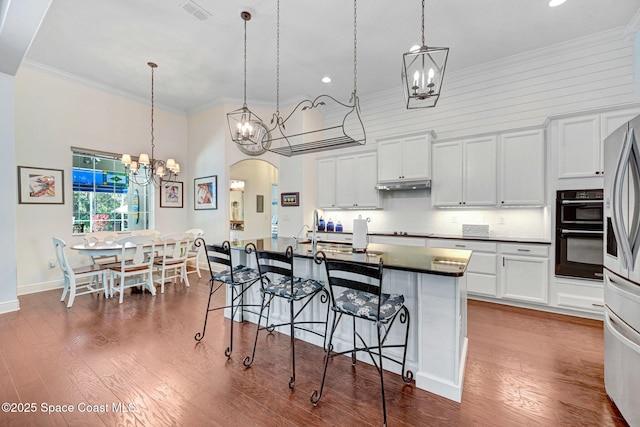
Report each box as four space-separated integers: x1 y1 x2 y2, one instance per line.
311 251 413 427
194 239 262 357
243 244 330 389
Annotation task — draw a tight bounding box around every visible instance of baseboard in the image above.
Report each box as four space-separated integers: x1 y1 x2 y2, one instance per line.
0 298 20 314
18 280 63 296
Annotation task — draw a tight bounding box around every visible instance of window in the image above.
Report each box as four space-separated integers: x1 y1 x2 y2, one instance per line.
71 148 152 234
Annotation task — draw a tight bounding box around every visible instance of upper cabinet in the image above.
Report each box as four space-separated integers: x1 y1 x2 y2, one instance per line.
432 136 497 207
317 157 336 208
318 151 379 209
377 132 435 183
556 108 640 179
500 129 546 206
556 114 602 178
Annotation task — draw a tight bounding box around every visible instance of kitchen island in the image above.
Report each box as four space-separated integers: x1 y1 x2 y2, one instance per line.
227 237 472 402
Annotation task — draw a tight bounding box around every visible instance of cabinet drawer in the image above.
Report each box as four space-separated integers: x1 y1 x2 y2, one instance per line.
428 239 497 253
467 272 497 296
500 243 548 257
468 252 497 275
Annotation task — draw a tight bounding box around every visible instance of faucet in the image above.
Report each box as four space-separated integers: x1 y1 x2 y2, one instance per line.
295 224 310 249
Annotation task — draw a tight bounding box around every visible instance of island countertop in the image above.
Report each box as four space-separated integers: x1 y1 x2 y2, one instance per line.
229 237 472 277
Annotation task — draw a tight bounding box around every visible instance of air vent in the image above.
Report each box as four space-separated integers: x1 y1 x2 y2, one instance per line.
181 1 212 21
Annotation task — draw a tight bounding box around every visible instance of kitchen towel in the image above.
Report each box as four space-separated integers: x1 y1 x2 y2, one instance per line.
352 216 368 252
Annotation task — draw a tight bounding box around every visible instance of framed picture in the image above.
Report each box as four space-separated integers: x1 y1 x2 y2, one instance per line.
18 166 65 204
281 192 299 207
256 195 264 213
160 180 183 208
194 175 217 210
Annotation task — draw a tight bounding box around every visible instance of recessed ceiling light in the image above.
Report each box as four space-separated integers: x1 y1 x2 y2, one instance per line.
321 76 332 83
548 0 566 7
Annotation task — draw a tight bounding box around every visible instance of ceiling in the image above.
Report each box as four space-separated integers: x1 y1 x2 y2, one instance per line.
23 0 640 115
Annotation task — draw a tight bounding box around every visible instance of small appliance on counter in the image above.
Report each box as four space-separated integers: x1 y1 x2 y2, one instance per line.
352 215 369 252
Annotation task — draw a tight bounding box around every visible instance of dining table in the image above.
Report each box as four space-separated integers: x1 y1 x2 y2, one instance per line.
70 241 158 295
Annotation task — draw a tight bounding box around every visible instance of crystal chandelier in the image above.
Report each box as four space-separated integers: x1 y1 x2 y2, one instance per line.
401 0 449 109
121 62 180 187
226 11 270 151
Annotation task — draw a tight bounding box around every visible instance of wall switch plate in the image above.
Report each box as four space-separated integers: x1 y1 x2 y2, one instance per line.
49 258 57 268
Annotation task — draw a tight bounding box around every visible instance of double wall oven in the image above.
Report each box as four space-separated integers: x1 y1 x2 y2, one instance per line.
555 189 604 280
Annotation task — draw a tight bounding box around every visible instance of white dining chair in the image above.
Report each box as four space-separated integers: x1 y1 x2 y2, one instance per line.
108 235 156 303
53 237 110 308
84 231 119 264
153 232 192 293
185 228 204 278
131 229 161 238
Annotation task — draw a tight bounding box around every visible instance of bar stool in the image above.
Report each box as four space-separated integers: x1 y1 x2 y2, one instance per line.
243 244 330 389
310 251 413 427
194 239 262 358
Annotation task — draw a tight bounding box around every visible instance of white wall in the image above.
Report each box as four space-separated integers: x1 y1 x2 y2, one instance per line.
14 65 188 294
0 72 19 312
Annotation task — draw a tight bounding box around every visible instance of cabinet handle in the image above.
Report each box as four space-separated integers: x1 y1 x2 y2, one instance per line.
592 303 604 307
502 257 505 267
455 244 466 248
595 171 600 175
517 248 531 252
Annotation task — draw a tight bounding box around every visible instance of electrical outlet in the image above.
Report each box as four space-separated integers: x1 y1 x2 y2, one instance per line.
49 258 57 268
498 216 506 225
451 216 458 224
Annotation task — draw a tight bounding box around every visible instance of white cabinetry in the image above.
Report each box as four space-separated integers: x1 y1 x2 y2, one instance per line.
335 151 379 209
499 243 549 304
557 109 640 179
499 129 546 206
432 136 497 207
378 132 434 183
317 157 336 208
428 239 498 296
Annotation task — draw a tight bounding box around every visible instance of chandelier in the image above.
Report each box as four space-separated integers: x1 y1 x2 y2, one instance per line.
401 0 449 109
227 11 270 152
121 62 180 187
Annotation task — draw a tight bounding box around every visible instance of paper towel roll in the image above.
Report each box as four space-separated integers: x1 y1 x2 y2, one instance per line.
352 217 368 252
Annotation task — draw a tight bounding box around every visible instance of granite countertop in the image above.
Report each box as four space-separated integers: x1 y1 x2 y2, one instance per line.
229 237 472 277
313 230 551 245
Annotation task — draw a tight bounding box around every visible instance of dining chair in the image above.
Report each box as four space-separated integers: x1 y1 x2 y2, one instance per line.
194 239 262 358
185 228 204 278
53 237 110 308
131 229 161 238
243 244 330 389
153 232 192 293
310 252 413 426
108 235 156 303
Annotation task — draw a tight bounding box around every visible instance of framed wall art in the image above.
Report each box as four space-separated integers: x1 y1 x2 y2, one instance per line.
194 175 217 210
281 192 299 207
160 180 183 208
18 166 65 204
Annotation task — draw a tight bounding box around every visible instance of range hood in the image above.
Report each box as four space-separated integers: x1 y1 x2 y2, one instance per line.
375 179 431 191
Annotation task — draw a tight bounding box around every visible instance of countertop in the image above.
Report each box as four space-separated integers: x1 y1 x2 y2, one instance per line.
312 230 551 245
229 237 472 277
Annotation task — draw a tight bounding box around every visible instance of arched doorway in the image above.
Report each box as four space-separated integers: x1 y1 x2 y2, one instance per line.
229 159 279 240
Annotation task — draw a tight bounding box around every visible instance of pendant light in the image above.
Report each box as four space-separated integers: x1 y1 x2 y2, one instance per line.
401 0 449 109
227 11 270 152
121 62 180 187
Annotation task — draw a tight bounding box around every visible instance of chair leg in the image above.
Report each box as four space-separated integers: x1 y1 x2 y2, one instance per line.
182 263 190 287
60 276 69 302
351 316 357 365
377 322 388 427
194 278 220 342
243 291 270 368
225 284 238 357
311 310 340 406
66 276 77 308
289 298 296 389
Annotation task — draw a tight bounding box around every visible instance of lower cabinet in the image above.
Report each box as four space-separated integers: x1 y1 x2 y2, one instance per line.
427 239 498 297
499 243 549 304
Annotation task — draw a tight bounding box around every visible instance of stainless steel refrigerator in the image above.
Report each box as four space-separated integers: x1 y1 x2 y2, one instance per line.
603 113 640 426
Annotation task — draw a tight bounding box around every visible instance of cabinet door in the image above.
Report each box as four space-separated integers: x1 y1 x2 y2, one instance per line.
377 139 404 182
463 136 497 206
354 152 379 208
335 156 356 208
317 158 336 208
500 129 545 206
557 115 601 178
403 134 431 180
432 141 463 206
500 255 549 304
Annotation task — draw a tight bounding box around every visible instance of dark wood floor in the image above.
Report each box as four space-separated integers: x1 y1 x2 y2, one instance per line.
0 275 628 426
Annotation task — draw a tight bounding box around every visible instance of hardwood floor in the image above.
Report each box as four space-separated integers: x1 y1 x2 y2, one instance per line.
0 275 628 426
